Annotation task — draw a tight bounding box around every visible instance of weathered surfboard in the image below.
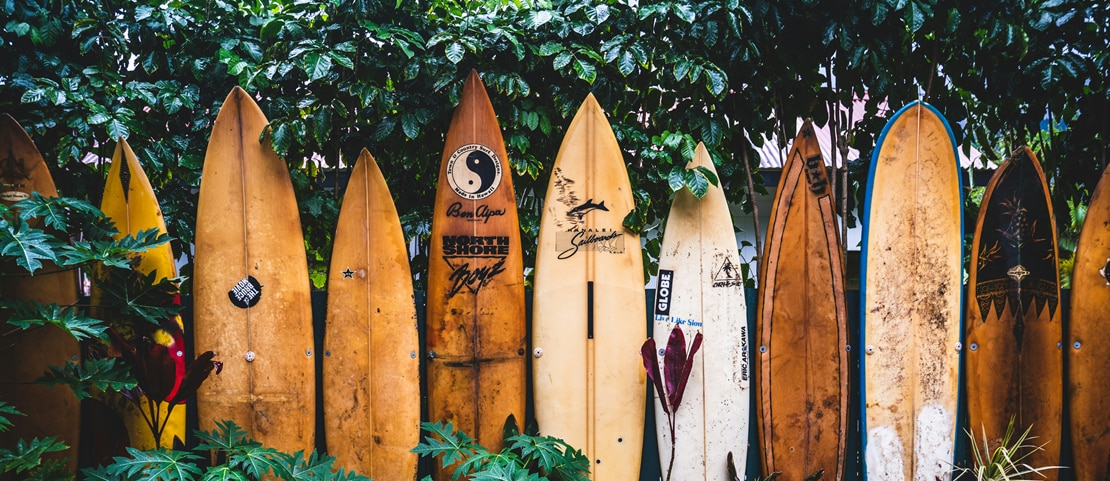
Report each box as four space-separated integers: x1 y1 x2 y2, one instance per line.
193 88 315 453
425 70 526 477
860 101 963 481
94 137 188 450
532 93 646 480
651 142 749 480
756 120 848 481
965 146 1061 477
323 148 419 480
0 113 80 472
1068 159 1110 481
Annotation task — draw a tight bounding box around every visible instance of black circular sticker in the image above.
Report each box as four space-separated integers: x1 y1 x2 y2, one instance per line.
228 276 263 308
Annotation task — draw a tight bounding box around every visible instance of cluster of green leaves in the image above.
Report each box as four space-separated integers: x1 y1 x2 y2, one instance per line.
414 419 590 481
81 420 369 481
0 401 72 480
3 0 1108 286
954 418 1061 481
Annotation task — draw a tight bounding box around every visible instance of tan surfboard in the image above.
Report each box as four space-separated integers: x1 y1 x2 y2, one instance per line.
532 93 646 480
323 148 419 480
425 70 526 476
1069 159 1110 480
652 142 749 480
756 121 848 481
193 88 315 453
0 113 80 472
860 102 963 481
966 146 1061 477
94 137 188 449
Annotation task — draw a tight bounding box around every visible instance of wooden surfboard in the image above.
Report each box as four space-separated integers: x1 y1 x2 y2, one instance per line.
651 142 749 480
532 93 646 480
323 148 419 480
0 113 80 472
860 101 963 481
94 137 188 450
1068 159 1110 481
965 146 1061 476
756 120 848 481
193 87 315 453
425 70 526 475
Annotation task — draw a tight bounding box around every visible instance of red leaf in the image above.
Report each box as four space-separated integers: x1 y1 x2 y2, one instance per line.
170 351 221 405
663 326 688 410
640 338 669 414
672 331 702 410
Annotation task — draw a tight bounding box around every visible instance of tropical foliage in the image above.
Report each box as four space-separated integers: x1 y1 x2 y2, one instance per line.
3 0 1106 287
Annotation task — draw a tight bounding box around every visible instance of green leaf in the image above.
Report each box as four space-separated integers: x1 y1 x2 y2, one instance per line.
0 437 69 474
552 51 573 70
227 445 286 480
328 52 355 70
195 420 253 453
413 421 478 469
303 52 332 82
537 41 564 56
260 18 284 42
6 21 31 37
672 4 696 23
573 58 596 84
105 447 203 481
618 50 636 76
2 300 109 343
445 42 465 64
685 168 710 198
36 358 135 401
0 217 56 273
199 465 250 481
668 165 686 192
527 11 553 28
107 118 129 140
695 165 720 186
0 402 24 432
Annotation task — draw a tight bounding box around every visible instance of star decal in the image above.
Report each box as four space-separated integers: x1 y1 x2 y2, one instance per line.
342 268 354 279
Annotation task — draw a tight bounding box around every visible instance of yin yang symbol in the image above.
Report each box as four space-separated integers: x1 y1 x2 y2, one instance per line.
446 144 502 200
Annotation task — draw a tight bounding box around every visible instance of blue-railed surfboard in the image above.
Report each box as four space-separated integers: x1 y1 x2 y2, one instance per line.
757 120 848 481
651 142 749 481
532 93 645 481
860 101 963 481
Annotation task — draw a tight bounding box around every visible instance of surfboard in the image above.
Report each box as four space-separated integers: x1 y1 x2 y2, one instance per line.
965 146 1061 476
193 87 315 454
649 142 748 480
532 93 646 480
425 70 526 473
860 101 963 481
323 148 419 480
93 137 187 450
756 120 848 481
1068 159 1110 481
0 113 80 472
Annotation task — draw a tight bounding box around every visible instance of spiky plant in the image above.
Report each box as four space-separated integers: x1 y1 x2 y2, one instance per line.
954 418 1063 481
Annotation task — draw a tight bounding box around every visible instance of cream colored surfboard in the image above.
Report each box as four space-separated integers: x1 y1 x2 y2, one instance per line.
193 87 315 453
861 102 963 481
323 148 419 480
532 93 646 480
652 142 750 481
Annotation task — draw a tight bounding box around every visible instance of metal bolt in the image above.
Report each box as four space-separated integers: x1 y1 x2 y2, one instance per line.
246 351 256 362
865 345 875 355
306 349 312 357
1057 342 1063 350
955 342 963 351
1074 341 1082 350
517 348 525 356
325 350 331 357
534 348 543 358
845 345 852 352
411 352 417 358
969 343 978 351
759 345 767 353
429 351 437 359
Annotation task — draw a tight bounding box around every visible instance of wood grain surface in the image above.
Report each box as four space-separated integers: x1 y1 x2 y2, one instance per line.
425 70 526 479
965 146 1061 478
193 88 315 454
756 120 848 481
323 148 419 480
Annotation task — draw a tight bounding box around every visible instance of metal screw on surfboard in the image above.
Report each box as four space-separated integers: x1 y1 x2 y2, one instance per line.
411 352 417 358
759 345 767 353
1073 341 1081 349
845 345 851 352
970 343 978 351
865 345 874 354
533 348 543 358
245 351 256 362
955 342 963 351
429 351 437 359
306 349 312 357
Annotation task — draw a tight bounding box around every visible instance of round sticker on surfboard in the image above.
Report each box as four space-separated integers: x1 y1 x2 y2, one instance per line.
446 144 502 200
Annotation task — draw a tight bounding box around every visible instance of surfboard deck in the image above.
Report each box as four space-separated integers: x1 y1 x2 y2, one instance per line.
860 102 963 481
965 146 1061 476
425 70 526 476
95 137 187 450
193 87 315 454
0 113 80 472
1068 158 1110 481
756 121 848 481
532 93 645 481
323 148 419 480
651 142 749 481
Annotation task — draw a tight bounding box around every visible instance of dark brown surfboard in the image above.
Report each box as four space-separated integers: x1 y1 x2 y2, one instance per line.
425 70 526 479
0 113 80 473
965 146 1062 477
756 120 848 481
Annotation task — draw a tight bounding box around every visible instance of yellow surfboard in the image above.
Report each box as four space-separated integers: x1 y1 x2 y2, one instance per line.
94 137 187 449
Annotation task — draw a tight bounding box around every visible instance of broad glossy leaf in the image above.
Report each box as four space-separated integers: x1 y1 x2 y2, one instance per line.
662 326 688 409
640 339 668 414
673 331 702 409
